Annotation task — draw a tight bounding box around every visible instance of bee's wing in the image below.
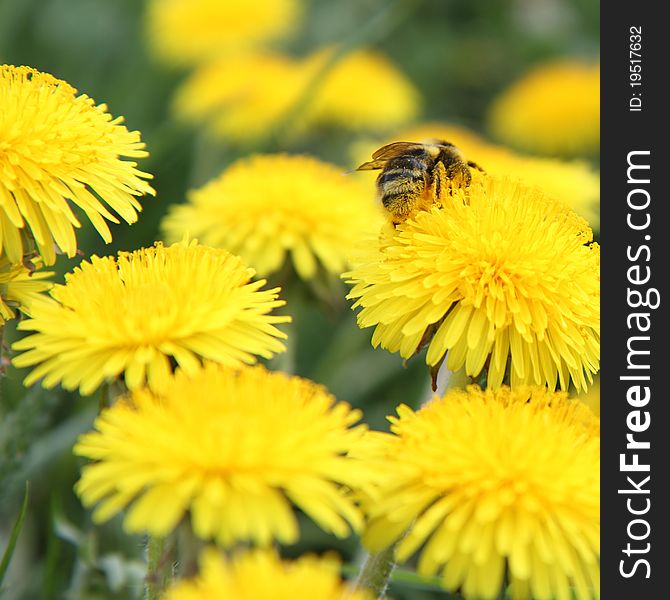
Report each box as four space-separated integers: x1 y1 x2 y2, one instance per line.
370 141 424 160
356 141 426 171
355 158 388 171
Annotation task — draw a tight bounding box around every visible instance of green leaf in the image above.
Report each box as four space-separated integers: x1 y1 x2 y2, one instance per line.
0 481 29 587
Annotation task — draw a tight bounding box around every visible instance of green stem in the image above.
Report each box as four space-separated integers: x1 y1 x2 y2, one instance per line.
498 568 509 600
100 378 129 410
267 268 302 375
343 563 456 595
0 482 29 587
175 519 204 580
144 520 204 598
145 535 174 600
354 544 398 598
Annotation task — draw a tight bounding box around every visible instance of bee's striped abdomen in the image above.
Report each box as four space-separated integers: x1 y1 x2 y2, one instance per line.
377 156 428 201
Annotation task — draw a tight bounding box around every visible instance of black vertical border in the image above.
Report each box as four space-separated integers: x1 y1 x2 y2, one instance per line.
601 3 669 597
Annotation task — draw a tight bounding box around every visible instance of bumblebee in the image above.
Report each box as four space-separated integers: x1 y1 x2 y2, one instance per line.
356 140 482 225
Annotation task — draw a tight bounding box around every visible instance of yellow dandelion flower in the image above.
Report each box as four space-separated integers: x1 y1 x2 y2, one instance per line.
488 60 600 156
305 48 420 131
74 363 370 546
0 65 155 265
172 53 311 142
344 176 600 392
0 257 52 325
172 48 418 142
162 155 384 280
12 241 289 395
164 548 372 600
145 0 301 66
358 386 600 600
353 122 600 227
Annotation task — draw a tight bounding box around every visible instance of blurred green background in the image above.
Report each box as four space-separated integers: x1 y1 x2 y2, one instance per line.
0 1 598 598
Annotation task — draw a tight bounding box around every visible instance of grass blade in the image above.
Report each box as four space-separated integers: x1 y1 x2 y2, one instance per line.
0 481 30 586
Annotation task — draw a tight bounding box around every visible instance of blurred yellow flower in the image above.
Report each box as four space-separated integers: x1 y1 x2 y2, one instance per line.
172 48 419 142
74 363 370 546
487 60 600 156
173 53 310 141
358 386 600 600
162 154 384 280
164 548 372 600
145 0 301 66
305 48 420 131
0 65 155 265
0 257 52 325
344 176 600 392
353 122 600 227
12 241 289 395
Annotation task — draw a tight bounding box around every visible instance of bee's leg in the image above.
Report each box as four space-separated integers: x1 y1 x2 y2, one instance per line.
430 161 448 204
445 161 472 188
467 160 485 173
